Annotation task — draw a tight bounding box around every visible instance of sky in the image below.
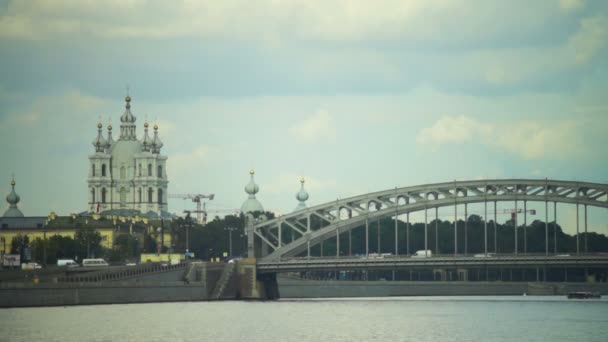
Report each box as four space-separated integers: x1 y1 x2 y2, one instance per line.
0 0 607 234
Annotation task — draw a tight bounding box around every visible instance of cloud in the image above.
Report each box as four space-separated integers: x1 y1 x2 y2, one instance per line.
559 0 586 12
416 115 489 146
264 172 337 197
289 110 335 142
0 0 582 46
416 115 587 160
568 16 608 64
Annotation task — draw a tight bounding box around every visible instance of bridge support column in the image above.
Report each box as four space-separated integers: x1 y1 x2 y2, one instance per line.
395 213 399 256
545 201 549 255
406 213 410 255
377 218 381 254
524 200 527 254
307 240 310 259
424 207 428 256
435 207 439 255
365 219 369 257
494 201 497 253
336 228 340 258
584 204 588 253
454 201 458 256
576 204 580 255
246 215 254 258
554 202 557 254
464 203 468 255
515 199 518 255
484 200 488 255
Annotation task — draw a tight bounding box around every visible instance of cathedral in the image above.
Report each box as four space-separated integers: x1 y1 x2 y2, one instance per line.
88 96 169 217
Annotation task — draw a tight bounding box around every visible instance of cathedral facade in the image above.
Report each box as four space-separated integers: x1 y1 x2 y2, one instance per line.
88 96 168 215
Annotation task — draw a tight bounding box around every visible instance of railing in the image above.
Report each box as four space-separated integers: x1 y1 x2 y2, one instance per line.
58 262 189 283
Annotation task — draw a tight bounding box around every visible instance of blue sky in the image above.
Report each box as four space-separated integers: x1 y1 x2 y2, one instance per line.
0 0 607 234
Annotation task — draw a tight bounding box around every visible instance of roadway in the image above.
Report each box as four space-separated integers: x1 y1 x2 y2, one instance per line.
256 254 608 273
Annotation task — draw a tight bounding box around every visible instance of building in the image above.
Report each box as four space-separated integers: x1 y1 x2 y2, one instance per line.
88 95 169 217
294 177 309 212
240 169 264 214
0 179 171 257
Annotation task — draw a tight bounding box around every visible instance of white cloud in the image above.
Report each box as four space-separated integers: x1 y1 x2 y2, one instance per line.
559 0 586 12
265 172 336 197
289 110 335 142
0 0 571 45
416 115 587 160
568 16 608 64
416 115 488 146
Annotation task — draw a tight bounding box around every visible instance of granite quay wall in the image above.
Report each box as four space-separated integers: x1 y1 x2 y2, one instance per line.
277 276 608 298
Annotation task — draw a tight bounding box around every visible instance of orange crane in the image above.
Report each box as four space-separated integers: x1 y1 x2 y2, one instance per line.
168 193 215 224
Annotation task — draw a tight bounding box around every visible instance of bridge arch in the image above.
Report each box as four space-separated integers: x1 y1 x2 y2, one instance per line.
249 179 608 261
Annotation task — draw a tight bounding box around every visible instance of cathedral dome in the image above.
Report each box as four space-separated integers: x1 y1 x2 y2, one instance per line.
4 179 24 217
241 169 264 213
294 177 309 212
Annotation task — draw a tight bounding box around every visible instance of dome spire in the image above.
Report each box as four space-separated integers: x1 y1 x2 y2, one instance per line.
141 121 152 152
4 176 24 217
105 118 115 152
92 121 107 153
151 122 163 154
119 94 137 140
240 169 264 213
294 177 309 211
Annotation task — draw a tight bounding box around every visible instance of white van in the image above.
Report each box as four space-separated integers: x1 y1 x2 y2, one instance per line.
82 259 109 267
412 250 433 258
57 259 79 267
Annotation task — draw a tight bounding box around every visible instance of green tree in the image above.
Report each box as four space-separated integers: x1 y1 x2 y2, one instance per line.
111 234 140 261
74 227 102 259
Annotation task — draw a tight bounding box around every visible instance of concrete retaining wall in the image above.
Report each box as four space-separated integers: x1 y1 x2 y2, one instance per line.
278 276 608 298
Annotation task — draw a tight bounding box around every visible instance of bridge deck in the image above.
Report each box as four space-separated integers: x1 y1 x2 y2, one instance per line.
257 255 608 273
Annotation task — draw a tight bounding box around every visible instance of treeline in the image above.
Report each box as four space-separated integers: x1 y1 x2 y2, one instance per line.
9 212 607 264
312 214 608 256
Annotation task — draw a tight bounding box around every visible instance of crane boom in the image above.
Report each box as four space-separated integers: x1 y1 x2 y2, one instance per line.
168 193 215 224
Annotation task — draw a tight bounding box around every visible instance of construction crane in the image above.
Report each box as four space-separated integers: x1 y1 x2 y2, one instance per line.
168 193 215 224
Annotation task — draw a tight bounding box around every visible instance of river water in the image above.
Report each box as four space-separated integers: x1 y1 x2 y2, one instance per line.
0 296 606 342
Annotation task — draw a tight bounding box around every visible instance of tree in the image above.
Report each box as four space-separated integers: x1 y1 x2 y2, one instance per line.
110 234 140 262
74 227 102 259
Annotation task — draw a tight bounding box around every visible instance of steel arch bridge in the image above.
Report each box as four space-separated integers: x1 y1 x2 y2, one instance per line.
247 179 608 261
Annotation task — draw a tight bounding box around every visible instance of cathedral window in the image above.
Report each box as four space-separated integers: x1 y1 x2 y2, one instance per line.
91 188 95 203
148 164 152 177
102 164 107 177
157 165 162 178
138 188 142 203
120 166 126 180
102 188 107 203
138 164 142 177
158 188 163 204
148 188 153 203
92 164 96 177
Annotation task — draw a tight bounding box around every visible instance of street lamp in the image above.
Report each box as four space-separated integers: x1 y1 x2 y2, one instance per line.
224 227 239 257
183 211 193 253
43 222 48 267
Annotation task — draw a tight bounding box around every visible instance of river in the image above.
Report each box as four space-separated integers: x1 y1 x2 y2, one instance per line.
0 296 606 342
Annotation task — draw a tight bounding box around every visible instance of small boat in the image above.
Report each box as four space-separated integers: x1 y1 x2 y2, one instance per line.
567 291 601 299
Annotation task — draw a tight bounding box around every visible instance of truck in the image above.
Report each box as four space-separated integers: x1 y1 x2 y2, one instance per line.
2 254 20 267
57 259 80 267
412 250 433 258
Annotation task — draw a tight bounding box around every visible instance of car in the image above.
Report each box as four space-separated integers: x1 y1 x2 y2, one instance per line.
21 262 42 270
125 262 137 266
474 253 493 258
